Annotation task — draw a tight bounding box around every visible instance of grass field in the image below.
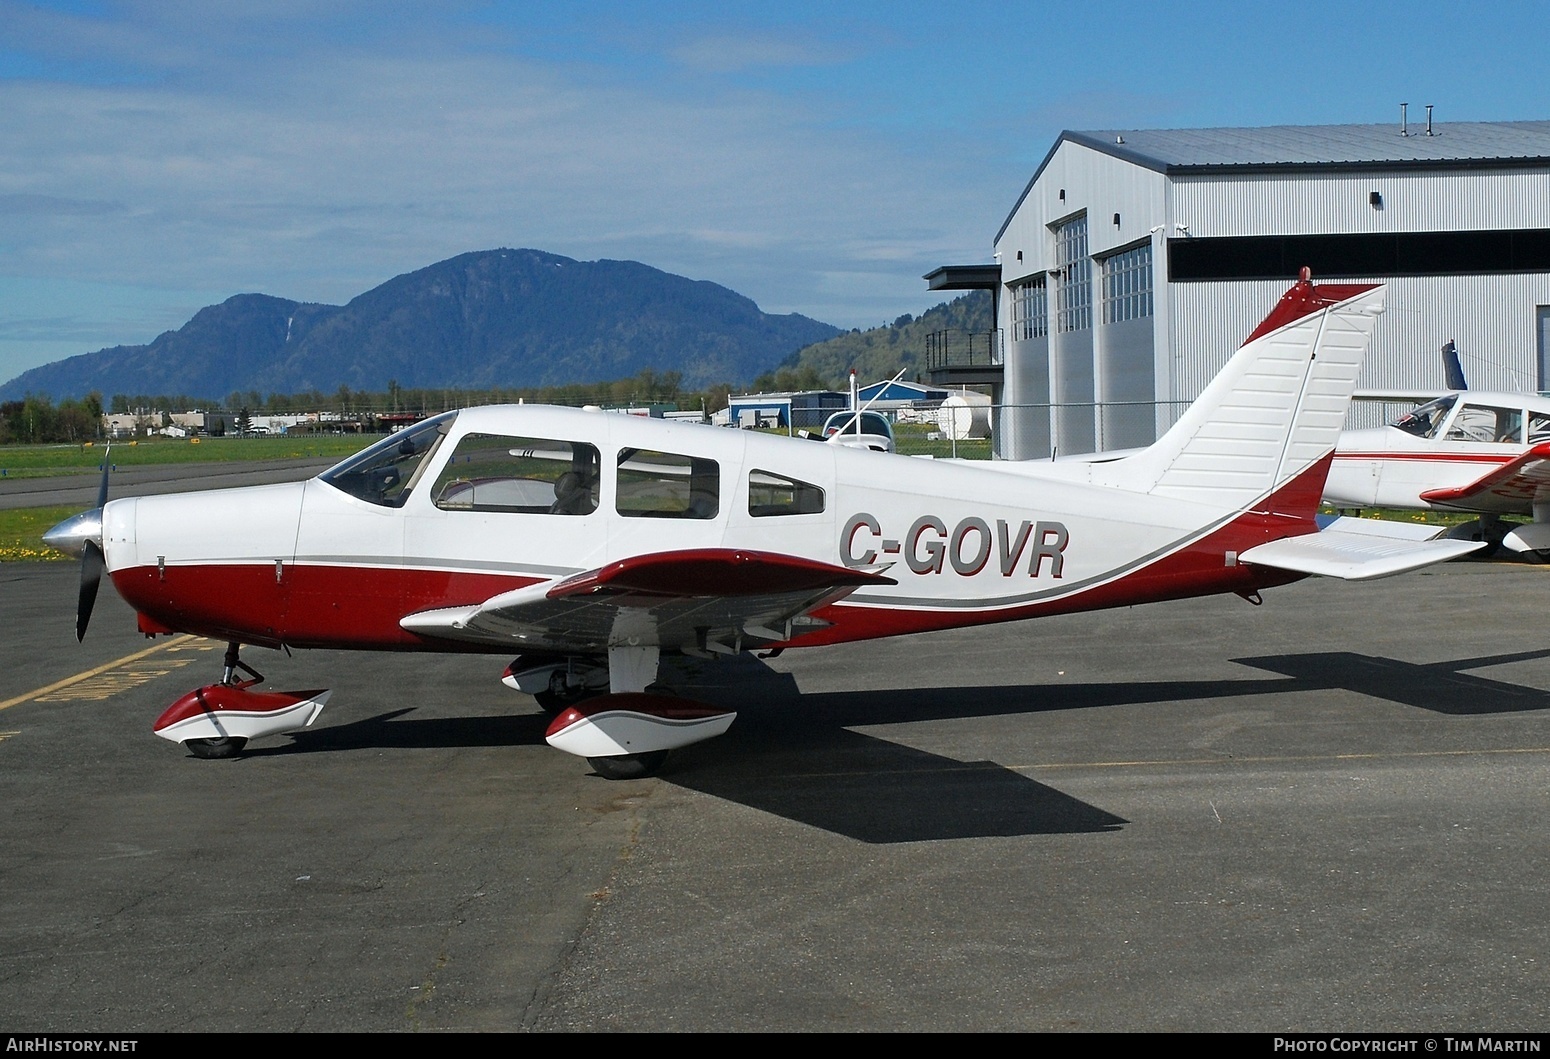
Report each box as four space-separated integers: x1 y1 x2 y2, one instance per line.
0 435 372 480
0 506 80 562
756 422 993 459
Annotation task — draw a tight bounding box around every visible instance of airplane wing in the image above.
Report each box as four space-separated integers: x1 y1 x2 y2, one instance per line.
1239 516 1484 581
400 549 897 653
1417 442 1550 513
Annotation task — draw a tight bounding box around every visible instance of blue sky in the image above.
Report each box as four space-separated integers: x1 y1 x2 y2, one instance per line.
1 0 1546 387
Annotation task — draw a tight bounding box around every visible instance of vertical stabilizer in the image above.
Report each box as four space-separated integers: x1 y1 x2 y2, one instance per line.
1441 340 1468 391
1092 273 1384 511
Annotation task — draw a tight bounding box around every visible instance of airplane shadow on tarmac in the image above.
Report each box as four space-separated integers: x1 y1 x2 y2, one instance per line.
243 646 1550 845
1231 648 1550 715
658 646 1550 843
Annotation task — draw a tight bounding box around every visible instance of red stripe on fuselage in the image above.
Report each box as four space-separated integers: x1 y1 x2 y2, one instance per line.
787 454 1330 647
1334 451 1516 465
111 563 543 650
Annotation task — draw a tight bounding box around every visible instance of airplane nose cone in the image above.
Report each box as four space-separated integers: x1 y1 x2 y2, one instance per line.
42 507 104 559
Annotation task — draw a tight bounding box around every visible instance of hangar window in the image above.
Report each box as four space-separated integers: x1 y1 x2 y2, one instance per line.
431 434 600 514
1053 214 1091 332
1010 277 1047 340
1102 243 1153 323
1169 228 1550 282
617 449 720 519
748 470 825 517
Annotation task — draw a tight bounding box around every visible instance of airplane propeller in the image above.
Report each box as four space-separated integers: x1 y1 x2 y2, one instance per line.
42 449 112 642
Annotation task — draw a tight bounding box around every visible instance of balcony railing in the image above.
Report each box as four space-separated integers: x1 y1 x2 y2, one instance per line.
925 329 1002 374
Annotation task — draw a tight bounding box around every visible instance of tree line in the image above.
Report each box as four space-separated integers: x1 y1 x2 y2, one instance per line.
0 394 104 443
1 370 735 443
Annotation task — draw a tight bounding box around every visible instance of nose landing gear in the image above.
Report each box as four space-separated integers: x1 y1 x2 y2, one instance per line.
153 642 331 759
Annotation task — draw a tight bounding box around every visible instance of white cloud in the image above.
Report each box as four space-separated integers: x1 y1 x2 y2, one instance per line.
0 11 1004 383
667 31 852 74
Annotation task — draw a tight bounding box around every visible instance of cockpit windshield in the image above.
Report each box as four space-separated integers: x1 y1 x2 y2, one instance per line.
318 411 457 507
1391 395 1457 439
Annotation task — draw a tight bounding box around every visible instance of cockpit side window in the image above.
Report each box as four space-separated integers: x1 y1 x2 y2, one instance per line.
431 434 601 514
1391 395 1457 439
318 412 456 507
748 469 825 517
616 448 720 519
1445 403 1522 443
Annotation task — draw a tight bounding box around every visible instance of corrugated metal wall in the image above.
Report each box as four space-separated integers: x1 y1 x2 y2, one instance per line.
1169 273 1550 403
1171 168 1550 236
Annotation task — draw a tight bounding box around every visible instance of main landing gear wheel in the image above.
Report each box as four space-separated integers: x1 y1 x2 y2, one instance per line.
587 750 669 780
1445 518 1501 559
184 736 248 760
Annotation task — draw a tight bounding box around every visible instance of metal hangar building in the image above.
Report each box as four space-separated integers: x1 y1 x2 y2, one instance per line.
935 117 1550 460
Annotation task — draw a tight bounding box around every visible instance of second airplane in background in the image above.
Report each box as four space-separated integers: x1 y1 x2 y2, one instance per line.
1326 342 1550 558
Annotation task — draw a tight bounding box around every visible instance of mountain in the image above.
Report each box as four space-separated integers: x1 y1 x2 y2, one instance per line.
761 290 992 389
0 249 842 401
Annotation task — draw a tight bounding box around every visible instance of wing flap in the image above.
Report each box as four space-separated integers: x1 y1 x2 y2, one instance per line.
401 549 895 651
1240 516 1484 580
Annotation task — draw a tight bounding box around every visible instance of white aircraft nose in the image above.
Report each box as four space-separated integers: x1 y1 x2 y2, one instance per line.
42 507 104 559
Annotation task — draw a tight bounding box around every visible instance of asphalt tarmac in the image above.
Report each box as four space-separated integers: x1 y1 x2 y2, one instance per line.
0 457 340 510
2 557 1549 1032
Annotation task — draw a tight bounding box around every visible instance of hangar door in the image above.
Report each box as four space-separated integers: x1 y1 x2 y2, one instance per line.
1541 307 1550 395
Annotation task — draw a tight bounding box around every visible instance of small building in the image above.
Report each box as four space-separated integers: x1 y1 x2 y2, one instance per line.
726 390 848 431
101 413 151 438
855 379 950 411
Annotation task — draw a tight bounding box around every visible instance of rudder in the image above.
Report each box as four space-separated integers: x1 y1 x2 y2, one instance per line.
1091 272 1385 514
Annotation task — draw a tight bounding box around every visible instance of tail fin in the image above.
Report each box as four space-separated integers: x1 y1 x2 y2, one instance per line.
1092 271 1384 510
1442 340 1468 391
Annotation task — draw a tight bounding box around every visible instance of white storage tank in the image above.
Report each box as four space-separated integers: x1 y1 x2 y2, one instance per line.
935 391 992 440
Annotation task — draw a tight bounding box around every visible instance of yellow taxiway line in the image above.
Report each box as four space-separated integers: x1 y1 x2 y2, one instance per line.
0 634 202 712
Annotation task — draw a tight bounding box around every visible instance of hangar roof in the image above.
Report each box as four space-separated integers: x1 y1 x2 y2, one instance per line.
1063 121 1550 172
998 120 1550 242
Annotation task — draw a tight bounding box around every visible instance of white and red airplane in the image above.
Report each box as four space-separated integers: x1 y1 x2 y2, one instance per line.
1326 345 1550 559
44 273 1480 777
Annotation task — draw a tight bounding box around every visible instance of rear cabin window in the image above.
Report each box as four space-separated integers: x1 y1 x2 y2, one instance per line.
1530 412 1550 444
748 469 825 517
616 449 720 519
431 434 600 514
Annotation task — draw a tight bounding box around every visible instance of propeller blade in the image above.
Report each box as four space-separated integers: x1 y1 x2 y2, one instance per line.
95 446 112 510
76 540 104 642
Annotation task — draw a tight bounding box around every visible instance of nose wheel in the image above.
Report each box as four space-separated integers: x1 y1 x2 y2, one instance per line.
184 736 248 759
587 751 669 780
